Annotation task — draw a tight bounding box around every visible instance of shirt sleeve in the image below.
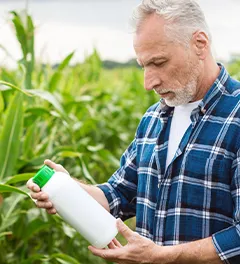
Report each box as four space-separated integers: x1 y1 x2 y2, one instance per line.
212 149 240 264
97 138 138 221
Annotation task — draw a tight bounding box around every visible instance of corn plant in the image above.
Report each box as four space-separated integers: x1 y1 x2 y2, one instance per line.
0 9 159 264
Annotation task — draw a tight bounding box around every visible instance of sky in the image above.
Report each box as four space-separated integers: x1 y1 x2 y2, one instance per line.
0 0 239 68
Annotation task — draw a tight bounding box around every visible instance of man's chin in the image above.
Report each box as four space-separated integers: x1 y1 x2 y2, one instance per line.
164 97 192 107
164 100 179 107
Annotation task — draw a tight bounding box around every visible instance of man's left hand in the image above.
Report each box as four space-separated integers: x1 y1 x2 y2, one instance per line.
88 218 167 264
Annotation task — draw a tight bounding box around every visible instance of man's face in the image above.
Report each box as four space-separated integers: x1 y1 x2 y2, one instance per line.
134 14 202 107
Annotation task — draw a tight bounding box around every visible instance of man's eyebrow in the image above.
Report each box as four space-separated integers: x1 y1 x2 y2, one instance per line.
136 56 167 67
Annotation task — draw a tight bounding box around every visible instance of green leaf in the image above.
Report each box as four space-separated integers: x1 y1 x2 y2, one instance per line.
0 193 26 232
1 68 18 86
10 11 28 58
97 149 120 167
26 107 51 117
26 89 70 122
27 14 35 67
25 14 35 90
58 52 75 72
23 124 35 158
0 214 19 233
4 173 34 185
24 218 50 241
0 184 28 196
21 254 49 264
87 144 104 152
0 92 24 180
62 223 76 238
56 151 82 158
0 80 32 96
79 157 96 184
0 91 4 112
49 52 75 92
0 231 12 238
51 253 81 264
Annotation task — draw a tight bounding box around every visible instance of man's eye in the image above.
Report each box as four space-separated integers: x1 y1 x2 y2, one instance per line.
154 61 166 67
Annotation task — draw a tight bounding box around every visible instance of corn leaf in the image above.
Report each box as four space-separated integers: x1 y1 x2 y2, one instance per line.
0 231 12 238
0 92 24 180
0 80 32 96
49 52 74 92
20 254 48 264
23 219 50 241
0 91 4 112
10 11 28 58
26 89 70 122
0 184 28 196
0 194 27 233
79 157 96 184
51 253 81 264
5 173 34 185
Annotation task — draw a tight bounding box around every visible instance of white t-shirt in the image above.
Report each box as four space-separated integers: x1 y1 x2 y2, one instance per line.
165 100 201 170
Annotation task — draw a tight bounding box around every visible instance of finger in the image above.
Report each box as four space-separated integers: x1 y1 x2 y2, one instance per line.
27 179 40 192
116 218 134 241
26 178 33 189
36 201 53 209
44 159 69 174
44 159 58 170
112 238 123 248
108 241 116 249
47 208 57 214
88 246 123 261
30 191 49 201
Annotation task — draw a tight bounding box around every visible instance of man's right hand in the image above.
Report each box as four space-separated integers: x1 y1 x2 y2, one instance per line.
26 159 69 214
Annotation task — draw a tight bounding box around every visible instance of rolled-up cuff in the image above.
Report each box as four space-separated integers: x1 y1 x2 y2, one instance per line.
212 224 240 264
97 183 121 218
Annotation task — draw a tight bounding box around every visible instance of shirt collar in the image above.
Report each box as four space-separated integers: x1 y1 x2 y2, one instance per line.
160 63 229 115
198 63 229 114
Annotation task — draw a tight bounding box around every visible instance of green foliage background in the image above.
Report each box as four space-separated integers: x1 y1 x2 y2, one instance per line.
0 10 239 264
0 11 158 264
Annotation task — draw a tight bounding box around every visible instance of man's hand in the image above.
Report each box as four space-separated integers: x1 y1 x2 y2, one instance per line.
88 219 173 264
26 159 69 214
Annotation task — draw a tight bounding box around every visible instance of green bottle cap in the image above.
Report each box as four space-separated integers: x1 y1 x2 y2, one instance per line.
32 165 55 188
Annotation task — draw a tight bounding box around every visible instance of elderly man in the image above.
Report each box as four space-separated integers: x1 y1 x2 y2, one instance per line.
27 0 240 263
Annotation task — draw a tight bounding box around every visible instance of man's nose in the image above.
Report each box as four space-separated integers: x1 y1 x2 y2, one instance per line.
144 69 161 91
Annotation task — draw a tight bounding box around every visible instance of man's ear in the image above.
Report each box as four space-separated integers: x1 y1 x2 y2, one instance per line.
192 30 209 60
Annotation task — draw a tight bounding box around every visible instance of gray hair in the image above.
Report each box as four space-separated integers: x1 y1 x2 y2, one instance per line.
131 0 212 46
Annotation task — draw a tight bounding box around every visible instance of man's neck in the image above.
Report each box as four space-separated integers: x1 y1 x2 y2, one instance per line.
193 58 220 102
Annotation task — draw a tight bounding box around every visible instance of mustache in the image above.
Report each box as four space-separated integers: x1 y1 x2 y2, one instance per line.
153 87 171 95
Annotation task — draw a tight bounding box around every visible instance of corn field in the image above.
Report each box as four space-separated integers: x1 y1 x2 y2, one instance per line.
0 10 159 264
0 10 239 264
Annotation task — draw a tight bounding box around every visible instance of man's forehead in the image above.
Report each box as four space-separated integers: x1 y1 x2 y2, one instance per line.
134 38 170 59
133 27 171 52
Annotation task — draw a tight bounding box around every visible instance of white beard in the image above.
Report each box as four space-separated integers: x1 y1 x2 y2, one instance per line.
164 78 198 107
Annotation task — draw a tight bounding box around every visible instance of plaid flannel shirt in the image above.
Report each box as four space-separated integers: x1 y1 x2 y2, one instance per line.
98 64 240 264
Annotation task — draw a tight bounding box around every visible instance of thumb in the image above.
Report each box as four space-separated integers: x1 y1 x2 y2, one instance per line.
116 218 134 241
44 159 69 175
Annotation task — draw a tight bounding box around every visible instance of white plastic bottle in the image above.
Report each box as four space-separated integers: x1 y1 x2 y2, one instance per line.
32 165 118 248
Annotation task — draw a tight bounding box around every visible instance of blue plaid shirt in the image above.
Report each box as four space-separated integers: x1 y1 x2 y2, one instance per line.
98 64 240 264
